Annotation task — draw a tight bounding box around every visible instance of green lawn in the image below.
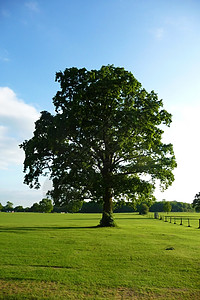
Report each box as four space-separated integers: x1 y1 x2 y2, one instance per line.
156 211 200 228
0 212 200 299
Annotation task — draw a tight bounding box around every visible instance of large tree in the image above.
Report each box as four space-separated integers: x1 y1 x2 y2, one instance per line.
20 65 176 226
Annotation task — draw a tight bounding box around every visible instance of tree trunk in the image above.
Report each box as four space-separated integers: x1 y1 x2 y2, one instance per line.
99 186 116 227
99 138 116 227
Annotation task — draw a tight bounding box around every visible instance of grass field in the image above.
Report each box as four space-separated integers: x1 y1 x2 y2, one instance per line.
156 212 200 228
0 212 200 299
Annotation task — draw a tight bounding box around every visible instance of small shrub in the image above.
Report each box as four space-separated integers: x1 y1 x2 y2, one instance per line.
138 203 149 215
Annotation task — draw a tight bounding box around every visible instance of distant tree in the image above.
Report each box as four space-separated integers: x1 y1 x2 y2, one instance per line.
2 201 13 212
150 200 193 212
114 204 135 213
20 65 176 227
0 203 3 211
192 192 200 212
14 206 24 212
24 207 30 212
181 202 193 212
30 202 40 212
53 205 65 213
80 200 136 213
39 198 53 213
149 201 164 212
80 201 103 213
172 201 184 212
138 203 149 215
163 201 172 214
65 200 83 213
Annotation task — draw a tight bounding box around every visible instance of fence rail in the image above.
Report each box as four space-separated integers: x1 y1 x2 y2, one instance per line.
154 213 200 229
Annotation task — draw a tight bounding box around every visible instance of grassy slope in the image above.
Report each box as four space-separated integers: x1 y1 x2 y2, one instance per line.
0 212 200 299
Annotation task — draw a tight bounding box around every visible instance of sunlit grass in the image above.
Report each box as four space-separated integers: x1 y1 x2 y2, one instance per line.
157 211 200 228
0 212 200 299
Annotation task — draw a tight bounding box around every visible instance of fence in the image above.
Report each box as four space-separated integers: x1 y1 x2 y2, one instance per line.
154 213 200 229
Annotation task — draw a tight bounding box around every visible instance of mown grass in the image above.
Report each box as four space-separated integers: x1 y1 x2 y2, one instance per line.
156 211 200 228
0 212 200 299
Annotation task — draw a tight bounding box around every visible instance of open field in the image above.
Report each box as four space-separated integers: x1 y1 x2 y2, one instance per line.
0 212 200 299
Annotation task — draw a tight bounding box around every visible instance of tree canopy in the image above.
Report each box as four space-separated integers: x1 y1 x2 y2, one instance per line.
163 201 172 214
149 200 193 212
39 198 53 213
192 192 200 212
20 65 176 226
2 201 13 212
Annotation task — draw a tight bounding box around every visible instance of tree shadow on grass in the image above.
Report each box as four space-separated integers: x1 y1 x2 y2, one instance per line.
114 217 153 220
0 225 99 233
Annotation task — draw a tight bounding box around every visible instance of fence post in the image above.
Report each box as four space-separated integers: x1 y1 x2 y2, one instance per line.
180 218 182 225
174 217 176 224
154 212 159 219
170 217 172 223
165 216 168 222
198 219 200 229
188 218 191 227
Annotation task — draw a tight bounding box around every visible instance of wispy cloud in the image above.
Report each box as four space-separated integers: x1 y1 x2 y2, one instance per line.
150 27 165 40
0 49 10 62
0 56 10 62
1 9 11 18
25 1 40 13
0 87 40 169
165 16 193 33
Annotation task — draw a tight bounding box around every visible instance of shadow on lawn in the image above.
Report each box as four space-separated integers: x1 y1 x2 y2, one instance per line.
0 219 152 233
0 225 99 233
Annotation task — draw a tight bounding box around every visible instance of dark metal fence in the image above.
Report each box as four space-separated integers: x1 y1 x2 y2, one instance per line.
154 214 200 229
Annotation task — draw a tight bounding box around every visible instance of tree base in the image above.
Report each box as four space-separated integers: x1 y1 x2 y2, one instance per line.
99 212 116 227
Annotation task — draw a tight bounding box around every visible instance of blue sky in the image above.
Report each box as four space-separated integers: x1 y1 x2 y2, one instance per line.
1 0 200 207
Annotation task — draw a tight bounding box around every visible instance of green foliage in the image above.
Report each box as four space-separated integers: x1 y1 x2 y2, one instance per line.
149 201 164 212
39 198 53 213
163 201 172 213
14 205 24 212
0 203 3 211
29 199 53 213
30 202 40 212
192 192 200 212
114 204 135 213
80 201 103 213
2 201 13 212
138 203 149 215
20 65 176 226
53 200 83 213
150 201 193 212
65 200 83 213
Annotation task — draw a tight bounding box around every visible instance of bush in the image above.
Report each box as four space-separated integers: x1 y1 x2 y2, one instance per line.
138 203 149 215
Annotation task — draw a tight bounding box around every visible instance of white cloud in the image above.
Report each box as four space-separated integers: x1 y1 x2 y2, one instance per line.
0 87 40 169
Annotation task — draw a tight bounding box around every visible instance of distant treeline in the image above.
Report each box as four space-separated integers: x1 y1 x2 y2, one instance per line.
80 200 194 213
0 200 194 213
149 201 193 212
